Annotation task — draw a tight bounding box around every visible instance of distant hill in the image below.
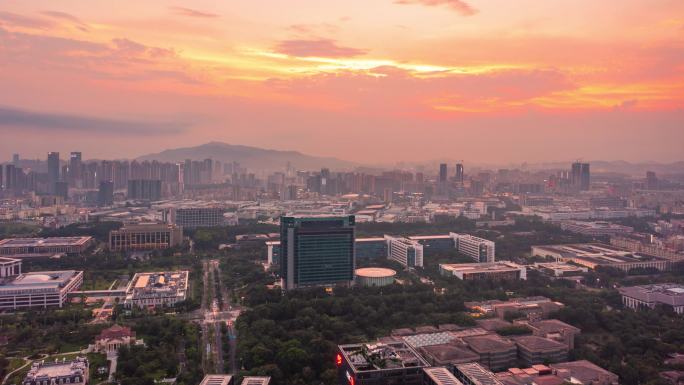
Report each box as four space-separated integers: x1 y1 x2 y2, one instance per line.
136 142 356 171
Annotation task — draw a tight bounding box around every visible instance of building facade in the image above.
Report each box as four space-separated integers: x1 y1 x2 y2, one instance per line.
280 216 355 290
385 235 424 268
109 224 183 251
451 233 495 263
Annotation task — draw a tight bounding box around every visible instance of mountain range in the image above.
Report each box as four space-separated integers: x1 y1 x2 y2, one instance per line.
136 142 356 171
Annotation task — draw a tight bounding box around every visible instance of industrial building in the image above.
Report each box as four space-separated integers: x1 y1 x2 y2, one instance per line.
0 236 93 258
531 243 672 273
123 271 189 308
440 262 526 281
280 216 355 290
22 357 89 385
354 267 396 287
337 341 430 385
618 284 684 314
0 258 83 310
385 235 424 268
109 223 183 251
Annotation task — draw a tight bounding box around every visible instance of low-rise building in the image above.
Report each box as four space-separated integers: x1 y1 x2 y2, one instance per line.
618 284 684 314
559 221 634 237
337 341 430 385
523 319 580 349
0 268 83 310
93 324 139 356
199 375 233 385
123 271 189 308
462 334 517 371
465 297 563 321
423 366 466 385
355 267 396 287
385 235 424 268
22 357 88 385
532 262 588 278
453 363 504 385
109 224 183 251
240 377 271 385
532 243 672 273
0 236 92 257
0 256 21 277
497 361 618 385
440 262 526 281
512 335 569 366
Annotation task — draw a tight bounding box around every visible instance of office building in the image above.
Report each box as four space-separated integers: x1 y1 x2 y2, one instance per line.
109 224 183 251
560 221 633 236
462 334 517 371
440 163 448 183
0 237 93 258
69 151 82 187
98 180 114 206
199 375 233 385
465 297 563 321
127 179 162 201
424 367 465 385
0 257 22 277
280 215 355 290
450 233 495 263
123 271 189 308
531 243 672 273
22 357 88 385
618 284 684 314
512 336 568 366
440 262 526 281
171 207 226 228
337 341 430 385
0 263 83 310
456 163 464 183
47 151 60 194
355 267 396 287
524 319 581 349
571 162 590 191
385 235 424 268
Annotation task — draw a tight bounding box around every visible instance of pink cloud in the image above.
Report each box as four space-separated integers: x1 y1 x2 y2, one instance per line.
394 0 477 16
169 6 219 19
273 39 367 58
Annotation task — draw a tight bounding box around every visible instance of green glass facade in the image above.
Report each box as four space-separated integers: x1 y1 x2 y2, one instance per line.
280 216 355 290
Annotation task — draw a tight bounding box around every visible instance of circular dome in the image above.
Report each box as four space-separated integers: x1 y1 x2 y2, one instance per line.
355 267 396 278
355 268 396 287
20 274 53 283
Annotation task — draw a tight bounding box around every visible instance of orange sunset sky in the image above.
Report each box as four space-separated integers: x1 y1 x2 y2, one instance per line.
0 0 683 164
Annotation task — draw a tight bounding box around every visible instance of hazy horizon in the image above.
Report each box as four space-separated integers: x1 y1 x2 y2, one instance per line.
1 0 683 163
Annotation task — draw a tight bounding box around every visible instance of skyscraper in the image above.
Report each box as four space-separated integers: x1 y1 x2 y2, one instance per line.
47 152 60 194
439 163 447 183
12 154 19 165
646 171 658 190
571 162 590 191
455 163 464 183
127 179 162 201
98 180 114 206
280 215 355 290
69 152 82 188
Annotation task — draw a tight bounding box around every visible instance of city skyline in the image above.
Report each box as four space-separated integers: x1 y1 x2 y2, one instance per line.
1 0 683 163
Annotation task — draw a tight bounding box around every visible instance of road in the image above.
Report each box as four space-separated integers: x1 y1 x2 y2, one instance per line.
198 259 242 375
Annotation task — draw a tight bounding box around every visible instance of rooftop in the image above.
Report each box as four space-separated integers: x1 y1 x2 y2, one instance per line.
424 367 465 385
455 363 504 385
0 236 92 247
355 267 397 278
0 270 81 292
199 375 233 385
513 335 568 351
340 341 429 372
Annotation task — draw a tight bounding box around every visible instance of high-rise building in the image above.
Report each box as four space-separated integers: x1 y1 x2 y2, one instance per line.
47 152 60 194
12 154 19 165
439 163 448 182
456 163 464 183
68 152 82 188
280 215 355 290
98 180 114 206
571 162 590 191
127 179 162 201
646 171 658 190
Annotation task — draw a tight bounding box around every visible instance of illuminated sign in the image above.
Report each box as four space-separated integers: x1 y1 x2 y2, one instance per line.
336 353 343 367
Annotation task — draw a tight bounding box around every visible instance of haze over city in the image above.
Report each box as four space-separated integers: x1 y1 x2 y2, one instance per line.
1 0 683 163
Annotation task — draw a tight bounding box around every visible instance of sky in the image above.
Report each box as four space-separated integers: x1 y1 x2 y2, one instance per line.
0 0 683 164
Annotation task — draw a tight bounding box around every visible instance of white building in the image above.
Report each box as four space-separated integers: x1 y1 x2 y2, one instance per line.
385 235 424 268
0 266 83 310
123 271 189 308
450 233 495 263
619 284 684 314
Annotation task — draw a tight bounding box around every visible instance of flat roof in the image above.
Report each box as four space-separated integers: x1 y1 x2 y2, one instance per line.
441 262 524 274
0 270 81 292
0 236 92 247
355 267 396 278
